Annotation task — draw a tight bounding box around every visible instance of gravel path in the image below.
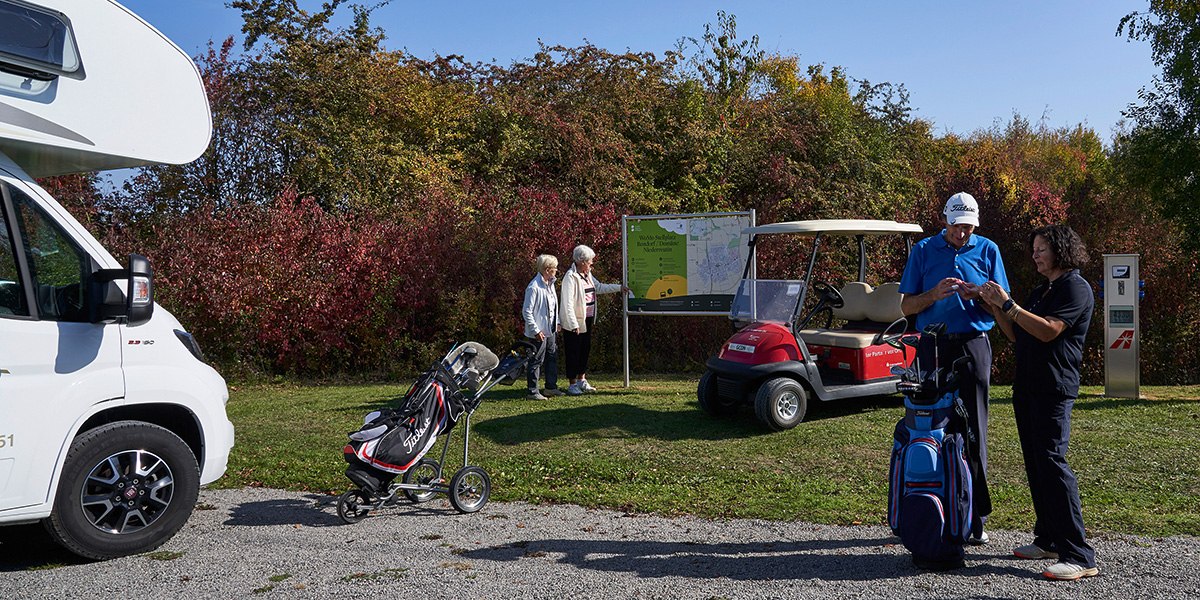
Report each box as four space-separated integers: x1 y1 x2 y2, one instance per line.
2 487 1197 599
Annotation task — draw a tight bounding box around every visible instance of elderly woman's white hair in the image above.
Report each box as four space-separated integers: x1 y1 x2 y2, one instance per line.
572 245 596 265
533 254 559 274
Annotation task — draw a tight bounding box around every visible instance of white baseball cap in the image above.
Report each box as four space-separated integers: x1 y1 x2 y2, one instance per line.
943 192 980 227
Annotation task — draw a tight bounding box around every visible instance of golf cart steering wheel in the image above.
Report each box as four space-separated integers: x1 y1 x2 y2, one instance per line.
811 282 845 310
873 317 909 349
794 281 844 330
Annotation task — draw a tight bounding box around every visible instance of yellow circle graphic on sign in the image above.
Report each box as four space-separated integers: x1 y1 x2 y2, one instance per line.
646 275 687 299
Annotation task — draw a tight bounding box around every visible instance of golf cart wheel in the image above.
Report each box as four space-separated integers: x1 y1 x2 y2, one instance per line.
402 458 442 503
44 421 200 560
697 371 738 417
448 466 491 513
337 489 373 524
754 377 808 431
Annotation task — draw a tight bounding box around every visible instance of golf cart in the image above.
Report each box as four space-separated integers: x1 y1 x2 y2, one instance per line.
698 219 923 430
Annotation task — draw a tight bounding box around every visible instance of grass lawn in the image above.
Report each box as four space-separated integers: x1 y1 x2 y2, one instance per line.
218 376 1200 538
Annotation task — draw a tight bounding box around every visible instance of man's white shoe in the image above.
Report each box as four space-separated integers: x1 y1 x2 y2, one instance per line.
580 380 598 392
566 382 584 396
1014 543 1058 560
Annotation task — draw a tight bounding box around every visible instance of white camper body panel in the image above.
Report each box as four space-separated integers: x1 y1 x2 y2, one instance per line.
0 0 211 176
0 0 232 559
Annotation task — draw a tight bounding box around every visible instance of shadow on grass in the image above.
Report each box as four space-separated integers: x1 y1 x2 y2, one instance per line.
476 393 904 444
476 402 767 444
805 394 904 421
457 536 1036 582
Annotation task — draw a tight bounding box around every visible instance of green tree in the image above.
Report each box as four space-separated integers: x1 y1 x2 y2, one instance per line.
1116 1 1200 249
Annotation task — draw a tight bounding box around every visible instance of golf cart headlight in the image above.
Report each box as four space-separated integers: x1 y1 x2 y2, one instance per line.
174 329 208 363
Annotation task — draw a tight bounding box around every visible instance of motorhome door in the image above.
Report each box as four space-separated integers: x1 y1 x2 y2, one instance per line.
0 176 123 512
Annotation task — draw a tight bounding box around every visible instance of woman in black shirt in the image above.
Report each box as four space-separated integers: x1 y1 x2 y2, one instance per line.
980 224 1098 581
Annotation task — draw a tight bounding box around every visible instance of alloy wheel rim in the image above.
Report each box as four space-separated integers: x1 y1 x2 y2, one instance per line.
80 449 175 534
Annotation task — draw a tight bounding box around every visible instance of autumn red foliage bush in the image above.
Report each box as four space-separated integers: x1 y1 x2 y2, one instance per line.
122 185 621 375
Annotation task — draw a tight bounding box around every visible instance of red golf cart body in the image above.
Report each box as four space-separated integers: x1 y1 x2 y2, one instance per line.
699 219 923 430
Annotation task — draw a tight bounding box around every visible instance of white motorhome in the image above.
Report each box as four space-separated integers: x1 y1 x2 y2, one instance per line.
0 0 234 559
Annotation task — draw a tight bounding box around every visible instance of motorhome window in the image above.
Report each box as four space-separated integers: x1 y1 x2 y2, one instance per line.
9 186 88 321
0 187 31 317
0 0 81 79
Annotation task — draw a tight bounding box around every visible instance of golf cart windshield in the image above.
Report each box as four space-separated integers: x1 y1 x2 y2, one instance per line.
730 279 806 324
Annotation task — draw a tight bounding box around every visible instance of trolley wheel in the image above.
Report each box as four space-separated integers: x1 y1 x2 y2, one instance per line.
337 489 372 524
697 370 738 416
402 458 442 503
754 377 808 431
448 466 491 513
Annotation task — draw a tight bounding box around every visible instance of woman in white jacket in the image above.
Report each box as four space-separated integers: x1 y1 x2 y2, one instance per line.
559 245 627 395
522 254 563 400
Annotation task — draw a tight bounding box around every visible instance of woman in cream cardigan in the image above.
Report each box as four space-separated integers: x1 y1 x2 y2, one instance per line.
559 245 627 395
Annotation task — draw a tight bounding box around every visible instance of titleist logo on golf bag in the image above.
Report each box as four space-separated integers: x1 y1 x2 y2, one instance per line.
403 415 433 453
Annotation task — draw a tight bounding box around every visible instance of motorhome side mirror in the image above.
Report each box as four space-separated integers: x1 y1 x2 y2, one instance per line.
88 253 154 325
126 254 154 326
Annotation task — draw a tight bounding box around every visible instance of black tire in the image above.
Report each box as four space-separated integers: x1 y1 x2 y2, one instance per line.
43 421 200 560
337 489 373 524
697 371 738 417
448 466 491 513
754 378 808 431
402 458 442 503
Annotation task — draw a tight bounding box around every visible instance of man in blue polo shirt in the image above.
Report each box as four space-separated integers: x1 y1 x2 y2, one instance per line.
899 191 1009 545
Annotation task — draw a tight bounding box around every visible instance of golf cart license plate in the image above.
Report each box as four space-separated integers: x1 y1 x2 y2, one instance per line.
728 343 756 353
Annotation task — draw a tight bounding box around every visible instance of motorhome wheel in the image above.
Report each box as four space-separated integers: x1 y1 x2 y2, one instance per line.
44 421 200 559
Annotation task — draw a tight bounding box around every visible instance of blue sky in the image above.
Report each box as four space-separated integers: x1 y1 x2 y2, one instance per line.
120 0 1156 141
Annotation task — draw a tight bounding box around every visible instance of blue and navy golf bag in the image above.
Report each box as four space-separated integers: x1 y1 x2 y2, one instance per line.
887 323 975 569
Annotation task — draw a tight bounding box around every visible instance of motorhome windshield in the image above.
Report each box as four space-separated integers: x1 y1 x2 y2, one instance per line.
0 0 81 81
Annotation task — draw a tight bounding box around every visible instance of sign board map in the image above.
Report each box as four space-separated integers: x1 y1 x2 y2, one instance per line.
624 212 753 314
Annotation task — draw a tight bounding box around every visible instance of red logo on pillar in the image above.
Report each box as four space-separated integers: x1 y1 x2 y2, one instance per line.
1110 329 1134 350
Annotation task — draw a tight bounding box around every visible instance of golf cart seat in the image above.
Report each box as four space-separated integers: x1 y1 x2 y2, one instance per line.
798 282 905 349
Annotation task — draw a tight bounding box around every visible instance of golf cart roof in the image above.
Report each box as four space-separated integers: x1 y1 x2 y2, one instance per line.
745 219 923 237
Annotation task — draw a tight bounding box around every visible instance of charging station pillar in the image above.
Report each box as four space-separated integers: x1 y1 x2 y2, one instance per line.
1103 254 1140 398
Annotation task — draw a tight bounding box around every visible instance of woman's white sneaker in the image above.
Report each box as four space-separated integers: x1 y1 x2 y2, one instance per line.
566 382 584 396
580 380 598 392
1043 561 1099 581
